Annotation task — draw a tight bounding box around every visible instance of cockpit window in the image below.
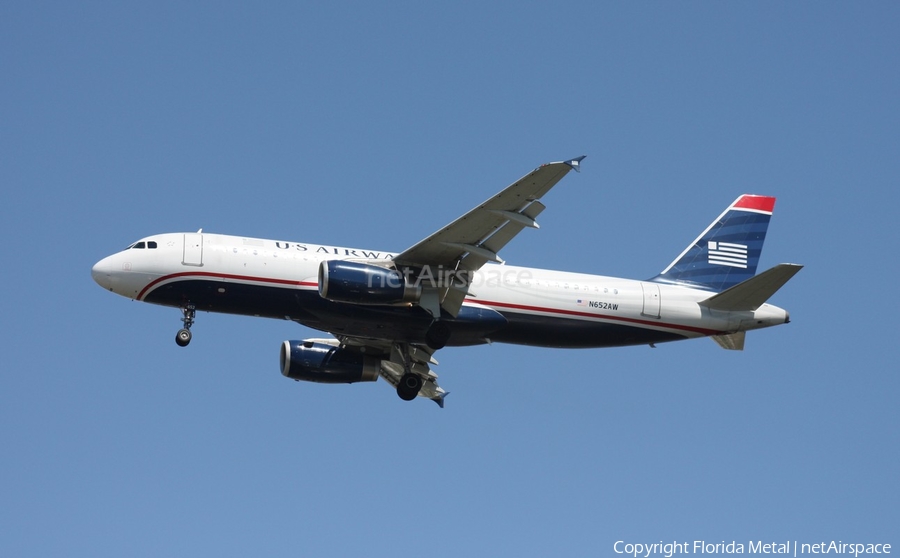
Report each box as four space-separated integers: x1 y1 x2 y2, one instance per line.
126 240 158 249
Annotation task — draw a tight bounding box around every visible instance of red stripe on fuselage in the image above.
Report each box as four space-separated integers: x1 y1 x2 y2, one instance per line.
470 298 720 336
137 271 317 300
139 272 721 336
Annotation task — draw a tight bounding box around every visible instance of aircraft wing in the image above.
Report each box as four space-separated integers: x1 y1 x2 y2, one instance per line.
337 335 448 407
393 156 584 316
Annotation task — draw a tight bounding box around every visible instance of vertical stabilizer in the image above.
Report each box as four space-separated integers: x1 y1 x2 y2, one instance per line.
651 195 775 292
711 332 746 351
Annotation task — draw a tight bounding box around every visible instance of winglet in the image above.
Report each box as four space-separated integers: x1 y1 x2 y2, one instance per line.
565 155 586 172
432 392 449 408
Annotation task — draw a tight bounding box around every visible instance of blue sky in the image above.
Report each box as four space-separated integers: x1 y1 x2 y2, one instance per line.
2 2 897 556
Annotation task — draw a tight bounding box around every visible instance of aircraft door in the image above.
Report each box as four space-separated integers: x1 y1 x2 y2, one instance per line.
640 282 661 318
183 233 203 266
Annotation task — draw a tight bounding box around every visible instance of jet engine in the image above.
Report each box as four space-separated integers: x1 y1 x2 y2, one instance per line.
280 340 380 384
318 260 421 305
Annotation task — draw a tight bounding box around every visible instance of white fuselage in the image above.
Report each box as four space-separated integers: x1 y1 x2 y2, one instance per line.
92 232 789 349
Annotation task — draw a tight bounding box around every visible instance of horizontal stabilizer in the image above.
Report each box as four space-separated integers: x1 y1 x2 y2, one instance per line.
711 332 746 351
700 263 803 312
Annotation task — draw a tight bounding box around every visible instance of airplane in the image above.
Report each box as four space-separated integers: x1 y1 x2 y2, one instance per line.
91 157 801 407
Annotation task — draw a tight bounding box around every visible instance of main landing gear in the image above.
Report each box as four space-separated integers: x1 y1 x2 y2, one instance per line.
394 342 424 401
425 320 451 350
175 304 195 347
397 373 423 401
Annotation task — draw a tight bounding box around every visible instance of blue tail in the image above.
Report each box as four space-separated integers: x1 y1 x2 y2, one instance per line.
650 195 776 292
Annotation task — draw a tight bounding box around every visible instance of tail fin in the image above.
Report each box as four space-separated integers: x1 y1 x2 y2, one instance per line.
651 195 775 292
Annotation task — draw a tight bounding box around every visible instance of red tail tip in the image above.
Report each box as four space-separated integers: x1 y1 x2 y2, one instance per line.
734 195 776 214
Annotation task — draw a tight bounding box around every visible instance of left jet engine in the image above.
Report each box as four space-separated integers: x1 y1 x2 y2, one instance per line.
318 260 421 305
280 340 380 384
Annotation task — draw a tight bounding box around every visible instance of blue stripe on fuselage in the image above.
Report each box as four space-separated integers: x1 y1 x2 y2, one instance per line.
142 277 688 349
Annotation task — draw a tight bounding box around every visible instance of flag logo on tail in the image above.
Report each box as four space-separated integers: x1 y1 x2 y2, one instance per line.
708 241 748 268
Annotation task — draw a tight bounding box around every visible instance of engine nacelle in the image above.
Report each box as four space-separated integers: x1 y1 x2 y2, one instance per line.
280 340 380 384
318 260 421 305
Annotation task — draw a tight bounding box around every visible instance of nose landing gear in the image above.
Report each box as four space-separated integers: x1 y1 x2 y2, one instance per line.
175 304 196 347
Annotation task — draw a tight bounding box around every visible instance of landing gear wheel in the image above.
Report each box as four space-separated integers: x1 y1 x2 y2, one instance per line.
425 321 451 350
175 328 192 347
397 373 423 401
175 304 196 347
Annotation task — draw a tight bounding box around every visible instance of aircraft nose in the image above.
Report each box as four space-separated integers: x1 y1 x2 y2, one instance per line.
92 257 115 290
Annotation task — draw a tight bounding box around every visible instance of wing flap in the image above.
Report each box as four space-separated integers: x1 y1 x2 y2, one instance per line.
337 336 448 406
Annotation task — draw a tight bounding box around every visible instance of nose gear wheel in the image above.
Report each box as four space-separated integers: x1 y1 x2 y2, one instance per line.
175 304 196 347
